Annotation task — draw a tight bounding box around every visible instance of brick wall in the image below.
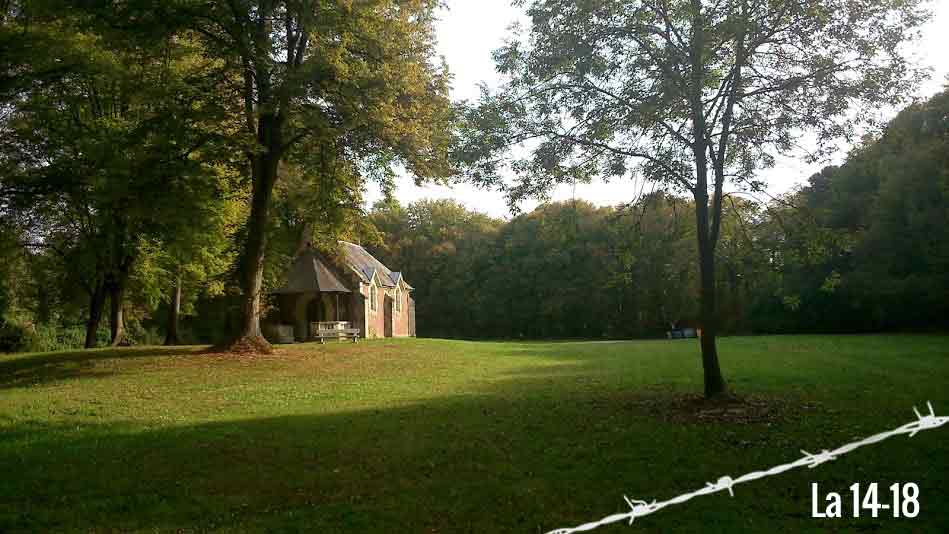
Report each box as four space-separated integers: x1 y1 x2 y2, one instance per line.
360 283 412 338
390 288 411 337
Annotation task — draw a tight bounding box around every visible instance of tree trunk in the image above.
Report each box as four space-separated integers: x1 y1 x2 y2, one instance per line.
164 273 182 346
226 114 281 354
109 282 127 347
84 282 107 349
686 5 727 398
694 197 728 398
235 161 275 346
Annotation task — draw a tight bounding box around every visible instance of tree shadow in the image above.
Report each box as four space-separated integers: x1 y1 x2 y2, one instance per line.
2 371 946 533
0 346 206 390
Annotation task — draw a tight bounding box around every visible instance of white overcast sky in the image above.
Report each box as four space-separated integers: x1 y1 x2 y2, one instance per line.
365 0 949 219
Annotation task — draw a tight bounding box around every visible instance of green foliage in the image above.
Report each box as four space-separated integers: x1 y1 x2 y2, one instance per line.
371 198 504 336
0 318 33 353
2 3 244 347
751 89 949 332
371 91 949 339
456 0 930 395
25 323 111 353
2 2 946 352
0 319 110 354
370 196 703 338
97 0 460 341
460 0 929 199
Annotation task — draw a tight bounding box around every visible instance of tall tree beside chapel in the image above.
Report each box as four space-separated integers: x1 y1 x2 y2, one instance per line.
164 0 456 352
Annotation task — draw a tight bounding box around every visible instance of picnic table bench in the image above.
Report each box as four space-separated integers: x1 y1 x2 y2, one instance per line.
667 327 699 339
314 328 360 343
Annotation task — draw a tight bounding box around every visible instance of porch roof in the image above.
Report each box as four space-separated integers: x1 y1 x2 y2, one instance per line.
272 250 351 294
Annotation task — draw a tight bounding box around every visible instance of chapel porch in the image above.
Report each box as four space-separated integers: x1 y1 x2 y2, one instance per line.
266 248 363 343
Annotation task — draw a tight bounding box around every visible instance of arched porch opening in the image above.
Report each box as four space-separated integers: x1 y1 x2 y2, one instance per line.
291 292 353 341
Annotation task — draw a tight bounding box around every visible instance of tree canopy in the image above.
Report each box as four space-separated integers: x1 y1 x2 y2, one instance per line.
368 90 948 340
160 0 458 352
457 0 931 396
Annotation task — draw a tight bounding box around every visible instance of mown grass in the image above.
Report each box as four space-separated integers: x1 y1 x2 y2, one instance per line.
1 335 947 533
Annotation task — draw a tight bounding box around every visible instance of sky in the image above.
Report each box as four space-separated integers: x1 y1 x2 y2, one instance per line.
365 0 949 219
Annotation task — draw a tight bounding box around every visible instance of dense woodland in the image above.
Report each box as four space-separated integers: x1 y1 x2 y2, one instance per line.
3 88 947 349
369 90 949 338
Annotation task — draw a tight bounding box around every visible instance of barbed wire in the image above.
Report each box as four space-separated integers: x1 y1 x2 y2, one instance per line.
547 402 948 534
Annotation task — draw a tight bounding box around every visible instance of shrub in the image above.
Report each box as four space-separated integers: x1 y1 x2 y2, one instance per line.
29 324 107 352
0 317 35 353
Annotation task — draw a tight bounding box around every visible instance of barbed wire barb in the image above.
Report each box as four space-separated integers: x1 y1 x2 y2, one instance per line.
546 402 948 534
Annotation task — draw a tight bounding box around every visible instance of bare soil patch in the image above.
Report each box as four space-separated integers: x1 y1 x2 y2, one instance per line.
617 390 821 425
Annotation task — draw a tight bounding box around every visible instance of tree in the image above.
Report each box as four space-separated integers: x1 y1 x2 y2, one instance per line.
369 198 502 338
150 0 456 352
460 0 929 397
1 8 233 347
770 88 949 332
143 170 242 346
608 193 698 336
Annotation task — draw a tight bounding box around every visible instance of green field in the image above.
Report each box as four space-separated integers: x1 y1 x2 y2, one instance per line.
1 335 947 532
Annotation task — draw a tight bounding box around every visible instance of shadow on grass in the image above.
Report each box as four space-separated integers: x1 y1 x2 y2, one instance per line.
0 346 205 390
2 373 947 533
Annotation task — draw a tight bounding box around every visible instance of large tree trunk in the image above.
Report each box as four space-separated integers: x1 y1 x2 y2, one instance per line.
164 273 182 346
234 160 275 350
225 114 281 354
109 282 127 347
84 282 107 349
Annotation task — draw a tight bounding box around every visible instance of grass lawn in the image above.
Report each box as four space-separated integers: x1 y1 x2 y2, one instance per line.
1 335 947 533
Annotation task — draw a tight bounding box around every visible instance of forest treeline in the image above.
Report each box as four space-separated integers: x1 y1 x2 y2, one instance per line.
2 87 947 349
367 90 949 339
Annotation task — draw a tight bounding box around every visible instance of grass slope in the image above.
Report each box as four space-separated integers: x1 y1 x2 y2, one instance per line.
1 335 947 533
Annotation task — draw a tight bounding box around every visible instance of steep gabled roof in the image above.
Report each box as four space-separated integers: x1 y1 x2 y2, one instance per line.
388 271 413 290
273 249 351 294
339 241 398 287
273 241 410 295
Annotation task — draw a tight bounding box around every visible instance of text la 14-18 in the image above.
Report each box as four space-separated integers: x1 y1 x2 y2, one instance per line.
812 482 919 519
